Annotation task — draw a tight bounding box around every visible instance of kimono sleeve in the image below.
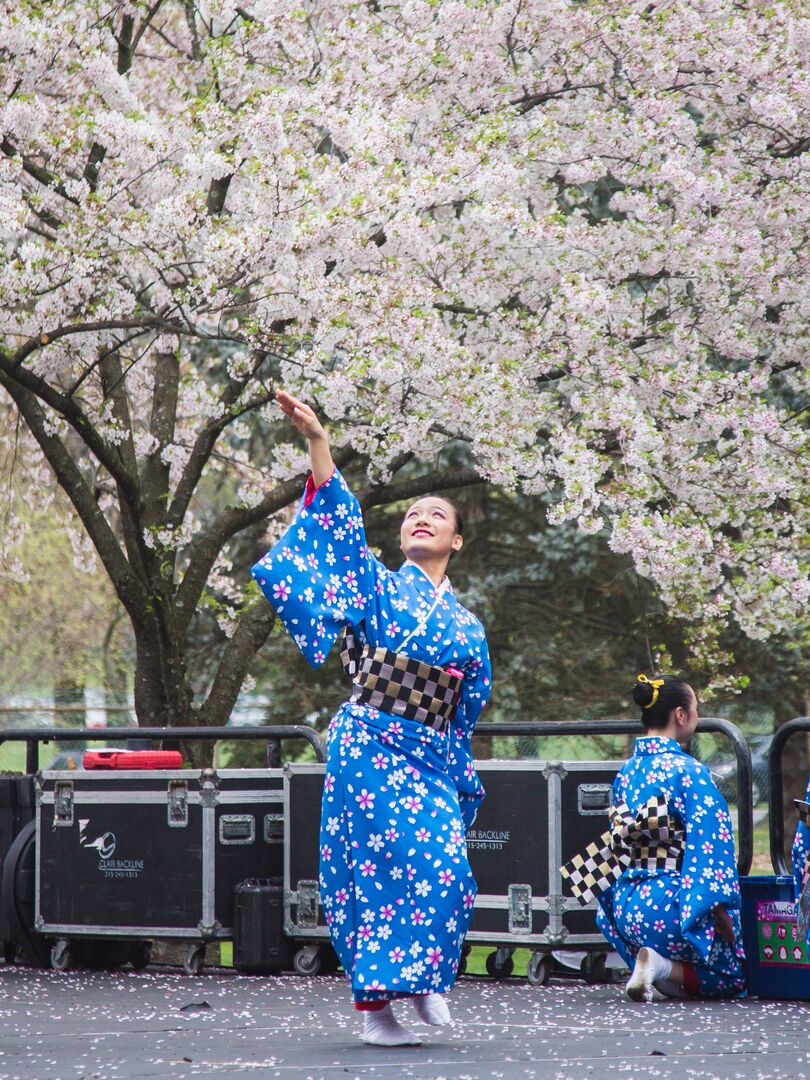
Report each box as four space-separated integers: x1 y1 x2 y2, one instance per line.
250 468 380 668
675 763 741 960
790 776 810 912
594 769 630 927
447 634 492 829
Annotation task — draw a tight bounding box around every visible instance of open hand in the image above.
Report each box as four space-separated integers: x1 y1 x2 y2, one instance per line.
713 905 736 944
275 389 326 443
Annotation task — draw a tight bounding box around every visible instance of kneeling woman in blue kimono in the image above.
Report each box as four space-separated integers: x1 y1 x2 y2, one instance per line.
251 391 491 1045
563 675 746 1001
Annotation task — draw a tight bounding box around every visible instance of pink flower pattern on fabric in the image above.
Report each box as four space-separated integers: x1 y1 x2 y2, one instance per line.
596 735 746 998
251 468 491 1001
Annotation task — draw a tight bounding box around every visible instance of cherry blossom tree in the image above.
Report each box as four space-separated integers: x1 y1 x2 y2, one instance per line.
0 0 807 736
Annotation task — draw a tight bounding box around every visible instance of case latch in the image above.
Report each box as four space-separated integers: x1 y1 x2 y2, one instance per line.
296 880 320 928
218 814 255 845
578 784 612 815
263 813 284 844
508 883 532 934
54 780 74 826
167 779 188 827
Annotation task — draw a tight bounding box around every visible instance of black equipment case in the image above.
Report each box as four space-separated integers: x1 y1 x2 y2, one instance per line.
282 759 622 983
233 878 291 974
282 764 333 975
465 759 621 983
0 775 36 960
35 767 284 973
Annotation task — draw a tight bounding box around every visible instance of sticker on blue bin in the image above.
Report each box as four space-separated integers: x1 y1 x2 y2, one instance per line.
756 900 810 967
798 877 810 939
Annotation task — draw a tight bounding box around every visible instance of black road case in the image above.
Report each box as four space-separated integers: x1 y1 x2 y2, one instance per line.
283 759 622 984
233 878 291 973
466 759 621 983
283 763 333 975
0 776 37 961
35 767 284 973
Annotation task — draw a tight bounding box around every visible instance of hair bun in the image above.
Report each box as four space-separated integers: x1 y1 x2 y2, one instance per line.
633 674 656 708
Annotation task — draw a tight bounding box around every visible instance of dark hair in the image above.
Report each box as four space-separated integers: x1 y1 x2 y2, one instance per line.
632 674 693 730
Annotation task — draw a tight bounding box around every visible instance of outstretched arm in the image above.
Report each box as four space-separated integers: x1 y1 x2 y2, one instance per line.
276 389 334 487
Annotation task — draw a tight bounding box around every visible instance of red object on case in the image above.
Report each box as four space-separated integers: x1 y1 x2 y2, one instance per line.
82 750 183 770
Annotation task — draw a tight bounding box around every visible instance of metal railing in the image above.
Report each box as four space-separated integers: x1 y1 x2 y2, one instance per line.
475 717 754 875
0 717 752 871
0 725 327 773
768 717 810 875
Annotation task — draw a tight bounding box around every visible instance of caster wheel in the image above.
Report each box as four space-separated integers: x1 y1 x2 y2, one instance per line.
4 941 18 964
485 949 514 979
582 952 607 984
130 942 152 972
292 946 322 976
50 940 74 972
183 944 205 976
457 956 467 977
527 953 552 986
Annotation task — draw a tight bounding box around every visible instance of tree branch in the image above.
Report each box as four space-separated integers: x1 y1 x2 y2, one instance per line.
0 137 80 204
83 142 107 192
0 346 141 503
510 83 604 115
175 444 359 640
115 14 136 74
207 174 233 215
198 600 277 727
359 467 484 510
0 369 148 618
9 315 183 371
167 351 270 528
143 349 179 526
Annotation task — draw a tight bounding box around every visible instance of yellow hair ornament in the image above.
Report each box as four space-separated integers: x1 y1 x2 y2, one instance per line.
636 673 665 708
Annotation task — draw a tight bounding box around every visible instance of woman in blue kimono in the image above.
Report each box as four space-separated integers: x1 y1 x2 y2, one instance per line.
251 390 491 1045
563 674 746 1001
790 780 810 928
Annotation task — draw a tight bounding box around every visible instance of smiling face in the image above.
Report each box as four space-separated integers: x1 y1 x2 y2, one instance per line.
400 497 463 565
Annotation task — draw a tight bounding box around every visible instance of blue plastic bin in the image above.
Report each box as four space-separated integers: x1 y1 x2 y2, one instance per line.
740 875 810 999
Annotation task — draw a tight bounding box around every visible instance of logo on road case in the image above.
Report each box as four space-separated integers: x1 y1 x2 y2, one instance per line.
78 820 145 877
466 828 510 851
79 819 116 859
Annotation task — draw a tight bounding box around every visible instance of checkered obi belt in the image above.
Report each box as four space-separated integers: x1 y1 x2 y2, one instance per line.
560 796 685 905
340 635 462 732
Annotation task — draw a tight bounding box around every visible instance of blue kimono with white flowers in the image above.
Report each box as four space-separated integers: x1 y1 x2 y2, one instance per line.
790 776 810 924
251 468 491 1001
596 736 746 997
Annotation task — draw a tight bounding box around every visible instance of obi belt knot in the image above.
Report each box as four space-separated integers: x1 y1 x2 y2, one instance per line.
560 795 685 905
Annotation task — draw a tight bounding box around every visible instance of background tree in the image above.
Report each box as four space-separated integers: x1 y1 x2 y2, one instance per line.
0 1 806 760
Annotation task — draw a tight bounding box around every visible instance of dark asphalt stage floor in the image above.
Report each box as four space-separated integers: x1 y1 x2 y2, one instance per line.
2 966 810 1080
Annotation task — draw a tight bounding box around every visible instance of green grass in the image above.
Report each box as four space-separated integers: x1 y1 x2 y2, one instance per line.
465 945 531 976
0 743 28 772
218 940 532 975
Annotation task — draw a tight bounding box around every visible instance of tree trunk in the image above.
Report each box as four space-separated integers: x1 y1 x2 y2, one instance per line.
53 671 85 754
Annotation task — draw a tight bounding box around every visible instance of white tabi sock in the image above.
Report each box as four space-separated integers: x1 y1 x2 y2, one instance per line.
412 993 451 1026
361 1004 423 1046
625 947 673 1003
